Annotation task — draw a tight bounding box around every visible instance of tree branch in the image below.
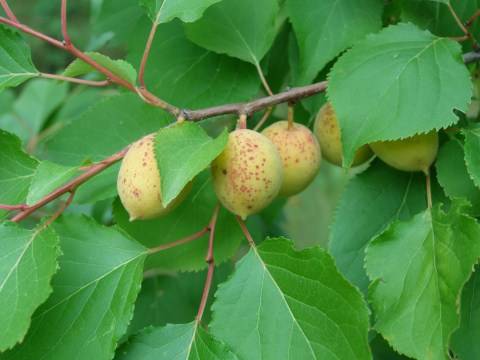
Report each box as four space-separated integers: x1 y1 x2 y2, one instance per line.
10 148 128 222
464 50 480 64
196 204 220 323
184 81 328 120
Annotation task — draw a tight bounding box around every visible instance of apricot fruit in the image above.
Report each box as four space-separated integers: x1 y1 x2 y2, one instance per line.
370 131 439 174
117 134 190 221
211 129 283 219
262 121 321 196
314 102 373 166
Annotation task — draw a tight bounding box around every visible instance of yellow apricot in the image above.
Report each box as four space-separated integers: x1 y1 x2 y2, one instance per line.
262 121 321 196
314 102 373 167
370 131 439 174
211 129 283 219
117 134 190 221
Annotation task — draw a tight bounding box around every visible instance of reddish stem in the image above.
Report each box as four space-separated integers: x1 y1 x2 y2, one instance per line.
0 16 64 48
40 73 109 87
148 227 210 254
60 0 71 45
11 148 127 222
236 216 256 247
466 10 480 28
196 204 220 323
138 21 159 88
43 191 75 227
0 204 27 211
0 0 17 22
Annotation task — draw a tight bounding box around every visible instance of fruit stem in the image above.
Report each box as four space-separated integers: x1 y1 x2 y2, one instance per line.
287 104 294 130
236 216 256 247
237 114 248 129
425 169 432 209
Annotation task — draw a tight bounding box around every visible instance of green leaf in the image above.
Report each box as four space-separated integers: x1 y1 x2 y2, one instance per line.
0 25 38 91
0 130 38 220
210 238 372 360
92 0 145 48
45 95 170 162
330 161 427 294
63 52 137 84
154 122 227 206
2 215 147 360
451 266 480 360
27 161 80 205
114 172 243 271
11 79 68 143
184 0 279 65
327 22 472 166
117 322 237 359
128 20 260 109
286 0 383 85
464 126 480 188
365 202 480 360
140 0 223 24
436 139 480 215
0 223 59 351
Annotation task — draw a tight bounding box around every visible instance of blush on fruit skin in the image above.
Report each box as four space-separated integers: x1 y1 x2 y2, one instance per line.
314 102 373 167
370 131 439 174
117 134 191 221
262 121 321 197
211 129 283 219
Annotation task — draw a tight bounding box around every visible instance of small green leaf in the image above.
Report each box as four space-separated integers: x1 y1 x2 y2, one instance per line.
330 161 427 294
184 0 279 65
366 201 480 360
154 122 227 206
2 215 147 360
114 172 242 272
451 266 480 360
436 139 480 215
0 130 38 220
117 322 237 359
0 25 38 91
464 126 480 188
0 223 59 351
286 0 383 84
63 52 137 84
140 0 223 24
210 238 372 360
27 161 80 205
328 22 472 166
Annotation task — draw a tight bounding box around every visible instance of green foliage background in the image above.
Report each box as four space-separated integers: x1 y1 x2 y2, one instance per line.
0 0 480 359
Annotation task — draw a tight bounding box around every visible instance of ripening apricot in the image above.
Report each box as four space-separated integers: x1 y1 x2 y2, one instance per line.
262 121 321 196
370 131 439 174
211 129 283 219
117 134 191 221
314 102 373 166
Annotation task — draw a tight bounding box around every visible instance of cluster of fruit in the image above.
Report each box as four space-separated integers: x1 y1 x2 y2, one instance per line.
117 103 439 221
